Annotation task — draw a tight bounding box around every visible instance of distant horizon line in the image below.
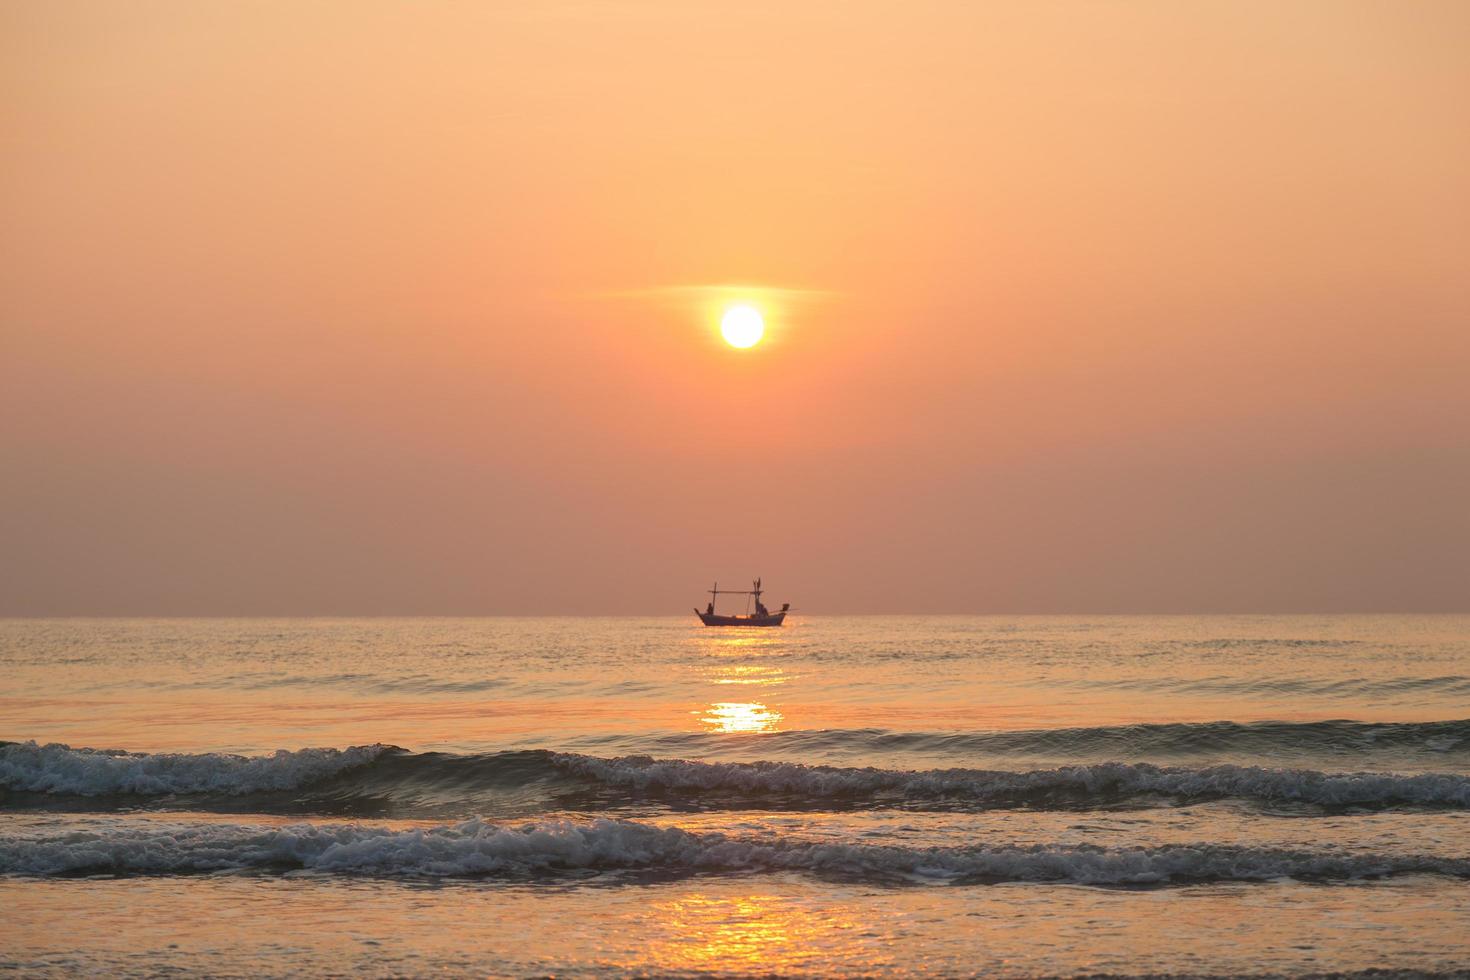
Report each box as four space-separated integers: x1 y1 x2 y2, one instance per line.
2 611 1466 619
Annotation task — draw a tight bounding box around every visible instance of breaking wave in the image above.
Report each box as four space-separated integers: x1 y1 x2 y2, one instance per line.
4 739 1470 815
4 816 1467 884
0 742 390 796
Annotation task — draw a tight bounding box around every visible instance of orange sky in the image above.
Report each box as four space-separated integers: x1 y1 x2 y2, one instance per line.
2 1 1467 613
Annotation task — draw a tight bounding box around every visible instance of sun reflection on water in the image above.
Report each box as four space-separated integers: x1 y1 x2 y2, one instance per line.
691 629 788 657
710 664 789 686
698 701 783 734
689 619 792 734
646 894 859 973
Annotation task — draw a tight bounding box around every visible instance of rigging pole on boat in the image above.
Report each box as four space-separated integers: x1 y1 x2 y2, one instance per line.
695 577 790 627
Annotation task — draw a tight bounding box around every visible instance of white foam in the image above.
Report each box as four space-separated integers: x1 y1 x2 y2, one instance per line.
552 754 1470 808
3 816 1466 883
0 742 389 796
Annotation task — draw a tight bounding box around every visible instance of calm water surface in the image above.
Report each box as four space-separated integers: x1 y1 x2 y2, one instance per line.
3 615 1468 976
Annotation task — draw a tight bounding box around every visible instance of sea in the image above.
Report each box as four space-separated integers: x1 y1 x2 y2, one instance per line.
2 615 1468 978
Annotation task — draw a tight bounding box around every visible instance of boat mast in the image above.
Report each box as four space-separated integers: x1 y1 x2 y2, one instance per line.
705 579 767 617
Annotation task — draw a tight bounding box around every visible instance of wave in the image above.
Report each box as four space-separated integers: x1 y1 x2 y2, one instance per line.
0 742 390 796
612 719 1470 762
5 740 1470 815
554 754 1470 809
1044 675 1470 699
3 816 1466 884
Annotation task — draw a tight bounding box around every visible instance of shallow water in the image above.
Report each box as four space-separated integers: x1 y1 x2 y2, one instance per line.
2 615 1468 976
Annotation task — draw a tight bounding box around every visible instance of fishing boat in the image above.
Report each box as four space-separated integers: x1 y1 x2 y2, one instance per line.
695 578 789 627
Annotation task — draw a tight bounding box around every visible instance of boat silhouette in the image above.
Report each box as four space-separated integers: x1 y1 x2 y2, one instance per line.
695 578 789 627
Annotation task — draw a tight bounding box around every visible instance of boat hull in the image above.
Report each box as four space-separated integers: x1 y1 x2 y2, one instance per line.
695 610 786 627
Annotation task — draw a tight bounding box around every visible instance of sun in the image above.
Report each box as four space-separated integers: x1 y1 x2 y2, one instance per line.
720 304 765 348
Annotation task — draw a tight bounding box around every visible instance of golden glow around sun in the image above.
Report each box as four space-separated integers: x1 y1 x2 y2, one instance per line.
720 304 765 348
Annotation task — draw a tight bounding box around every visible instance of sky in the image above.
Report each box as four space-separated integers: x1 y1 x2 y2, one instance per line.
2 1 1467 615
